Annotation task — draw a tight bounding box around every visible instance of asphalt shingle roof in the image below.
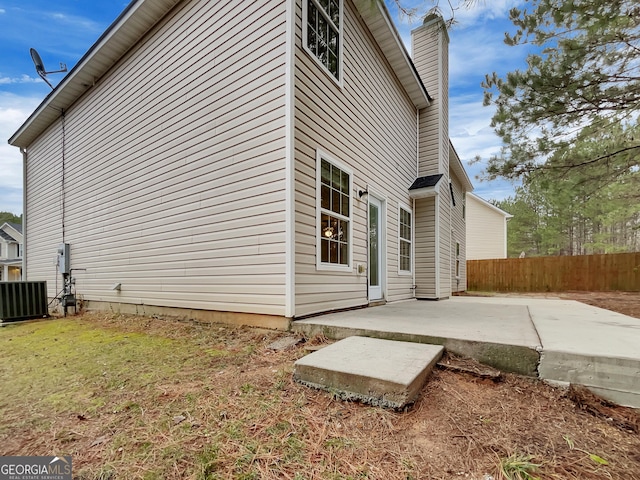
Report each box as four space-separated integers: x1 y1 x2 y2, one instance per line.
0 229 16 242
408 174 444 190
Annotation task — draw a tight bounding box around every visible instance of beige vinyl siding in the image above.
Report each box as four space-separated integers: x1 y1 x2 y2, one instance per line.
294 0 418 316
414 196 436 298
417 107 438 175
466 194 509 260
25 122 64 296
25 0 289 315
438 180 451 298
440 35 449 175
413 23 448 177
450 173 466 292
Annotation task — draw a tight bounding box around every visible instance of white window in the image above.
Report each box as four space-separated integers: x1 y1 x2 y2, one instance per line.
399 205 412 273
18 243 23 258
304 0 342 82
317 152 352 270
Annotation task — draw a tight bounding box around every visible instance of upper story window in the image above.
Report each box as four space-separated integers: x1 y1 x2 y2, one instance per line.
305 0 342 81
317 152 352 270
18 243 23 258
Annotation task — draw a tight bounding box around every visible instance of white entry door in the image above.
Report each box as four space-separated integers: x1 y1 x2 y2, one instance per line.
368 195 384 300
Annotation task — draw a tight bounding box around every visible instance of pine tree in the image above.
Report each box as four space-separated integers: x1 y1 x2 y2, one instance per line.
482 0 640 187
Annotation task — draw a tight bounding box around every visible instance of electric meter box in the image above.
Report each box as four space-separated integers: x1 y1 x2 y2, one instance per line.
57 243 70 274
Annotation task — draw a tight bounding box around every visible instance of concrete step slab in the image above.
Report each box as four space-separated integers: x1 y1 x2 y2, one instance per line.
293 336 444 409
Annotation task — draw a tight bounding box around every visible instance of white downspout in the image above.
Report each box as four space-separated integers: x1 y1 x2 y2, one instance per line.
284 0 295 320
20 147 27 281
449 186 453 294
434 193 440 298
412 198 416 297
414 110 419 297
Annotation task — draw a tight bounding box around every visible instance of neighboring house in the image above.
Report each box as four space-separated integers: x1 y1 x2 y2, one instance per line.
0 222 23 282
9 0 472 327
466 193 513 260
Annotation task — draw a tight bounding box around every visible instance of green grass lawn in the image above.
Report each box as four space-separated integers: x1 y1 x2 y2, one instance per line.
1 313 638 480
0 314 306 479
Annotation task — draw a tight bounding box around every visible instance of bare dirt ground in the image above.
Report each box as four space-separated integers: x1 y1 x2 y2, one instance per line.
553 291 640 319
462 291 640 319
1 295 639 479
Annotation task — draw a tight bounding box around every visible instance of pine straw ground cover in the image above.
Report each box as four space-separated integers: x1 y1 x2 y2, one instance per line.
1 312 639 480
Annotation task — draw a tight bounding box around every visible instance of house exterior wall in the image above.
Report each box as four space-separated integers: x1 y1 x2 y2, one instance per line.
414 196 436 297
466 193 509 260
1 241 21 260
24 0 289 315
437 180 452 298
412 16 452 299
0 224 23 282
293 0 418 317
25 128 63 286
450 172 467 292
413 21 448 178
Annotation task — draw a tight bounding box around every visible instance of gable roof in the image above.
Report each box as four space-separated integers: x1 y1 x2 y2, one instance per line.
10 0 431 149
0 222 22 240
467 193 513 218
0 229 15 242
7 222 22 234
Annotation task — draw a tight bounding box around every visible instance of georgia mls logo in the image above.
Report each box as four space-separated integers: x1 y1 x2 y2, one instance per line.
0 456 72 480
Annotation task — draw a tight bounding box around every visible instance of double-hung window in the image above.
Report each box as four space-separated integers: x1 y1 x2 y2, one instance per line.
399 206 412 273
317 153 351 269
305 0 341 81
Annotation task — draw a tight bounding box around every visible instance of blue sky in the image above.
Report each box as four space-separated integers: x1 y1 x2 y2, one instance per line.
0 0 529 215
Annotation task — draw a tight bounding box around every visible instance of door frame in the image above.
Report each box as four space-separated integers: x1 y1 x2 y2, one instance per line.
367 191 386 301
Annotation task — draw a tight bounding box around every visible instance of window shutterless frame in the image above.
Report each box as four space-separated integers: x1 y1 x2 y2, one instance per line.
302 0 343 86
316 150 353 271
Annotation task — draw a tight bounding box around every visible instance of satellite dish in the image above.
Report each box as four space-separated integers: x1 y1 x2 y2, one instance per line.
30 48 68 89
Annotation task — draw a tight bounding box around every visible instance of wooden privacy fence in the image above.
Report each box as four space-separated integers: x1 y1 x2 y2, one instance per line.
467 252 640 292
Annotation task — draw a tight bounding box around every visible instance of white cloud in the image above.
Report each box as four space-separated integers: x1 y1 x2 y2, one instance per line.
47 11 102 33
450 0 522 27
0 93 41 214
448 93 518 200
0 74 42 85
448 25 531 87
0 8 6 14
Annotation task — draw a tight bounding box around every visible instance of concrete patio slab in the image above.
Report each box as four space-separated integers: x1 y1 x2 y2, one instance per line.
293 336 444 409
293 299 541 376
292 297 640 408
449 297 640 404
